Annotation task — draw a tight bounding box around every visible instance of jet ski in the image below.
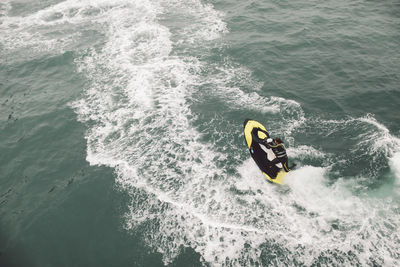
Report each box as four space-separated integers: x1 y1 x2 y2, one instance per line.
243 119 288 184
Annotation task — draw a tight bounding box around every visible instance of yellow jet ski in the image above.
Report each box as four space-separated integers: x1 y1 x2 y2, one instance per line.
243 119 288 184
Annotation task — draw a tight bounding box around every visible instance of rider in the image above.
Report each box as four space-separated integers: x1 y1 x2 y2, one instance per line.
251 128 296 172
265 137 296 172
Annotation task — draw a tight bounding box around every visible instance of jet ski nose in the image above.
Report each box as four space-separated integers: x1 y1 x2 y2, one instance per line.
243 118 251 128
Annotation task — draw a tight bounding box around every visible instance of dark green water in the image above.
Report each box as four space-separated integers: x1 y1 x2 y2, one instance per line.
1 0 399 266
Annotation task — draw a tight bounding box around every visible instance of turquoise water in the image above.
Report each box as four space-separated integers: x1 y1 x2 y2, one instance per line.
1 0 399 266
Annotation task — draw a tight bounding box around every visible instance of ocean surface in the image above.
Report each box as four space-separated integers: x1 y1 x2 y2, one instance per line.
1 0 400 266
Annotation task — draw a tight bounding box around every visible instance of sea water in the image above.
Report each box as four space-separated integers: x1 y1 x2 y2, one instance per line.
1 0 399 266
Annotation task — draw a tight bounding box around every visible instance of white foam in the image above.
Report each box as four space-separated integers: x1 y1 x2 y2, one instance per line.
0 1 11 19
308 114 400 179
72 1 237 263
269 96 306 135
314 114 400 157
161 0 227 44
287 145 326 159
120 152 400 265
389 152 400 184
0 0 133 55
353 115 400 184
196 62 278 113
357 114 400 156
192 61 308 131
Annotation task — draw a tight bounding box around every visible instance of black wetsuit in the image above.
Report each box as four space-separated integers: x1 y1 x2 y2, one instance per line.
267 142 290 172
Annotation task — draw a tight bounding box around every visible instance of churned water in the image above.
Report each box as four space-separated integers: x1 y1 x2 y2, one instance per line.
1 0 399 266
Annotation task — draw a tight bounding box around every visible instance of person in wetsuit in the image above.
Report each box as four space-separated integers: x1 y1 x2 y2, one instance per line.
250 127 295 173
265 137 289 172
266 137 296 172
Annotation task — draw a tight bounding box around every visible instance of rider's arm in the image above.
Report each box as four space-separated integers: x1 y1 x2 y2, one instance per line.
275 145 287 158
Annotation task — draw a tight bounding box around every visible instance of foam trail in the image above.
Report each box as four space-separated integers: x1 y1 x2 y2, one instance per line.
0 0 125 55
353 115 400 181
357 115 400 156
287 145 326 160
195 62 306 128
71 1 240 263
